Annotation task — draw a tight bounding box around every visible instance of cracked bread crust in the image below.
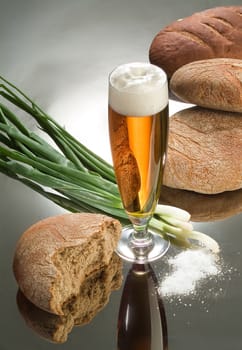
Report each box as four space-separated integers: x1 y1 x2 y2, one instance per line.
170 58 242 112
13 213 121 315
163 106 242 194
149 6 242 78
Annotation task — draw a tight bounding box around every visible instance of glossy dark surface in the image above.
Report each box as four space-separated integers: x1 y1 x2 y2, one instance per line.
1 0 242 349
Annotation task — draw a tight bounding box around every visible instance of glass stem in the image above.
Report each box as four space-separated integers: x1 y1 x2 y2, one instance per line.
130 217 153 248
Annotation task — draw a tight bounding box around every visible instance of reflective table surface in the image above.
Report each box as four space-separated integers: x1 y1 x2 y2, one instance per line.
1 0 242 349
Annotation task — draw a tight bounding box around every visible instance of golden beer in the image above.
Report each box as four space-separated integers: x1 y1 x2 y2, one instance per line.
109 62 168 219
108 62 169 262
109 105 168 217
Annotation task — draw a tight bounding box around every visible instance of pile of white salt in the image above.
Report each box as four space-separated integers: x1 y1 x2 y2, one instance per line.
159 249 222 297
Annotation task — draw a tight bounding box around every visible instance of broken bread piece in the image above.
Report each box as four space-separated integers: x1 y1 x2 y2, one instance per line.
16 253 122 343
13 213 121 315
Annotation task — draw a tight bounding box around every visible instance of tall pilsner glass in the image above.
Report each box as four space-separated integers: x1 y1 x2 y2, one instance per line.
108 62 170 263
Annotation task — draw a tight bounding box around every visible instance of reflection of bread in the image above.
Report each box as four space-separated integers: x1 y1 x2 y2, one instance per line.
17 253 123 343
163 107 242 194
109 108 141 210
13 213 121 315
115 149 141 211
149 6 242 78
160 186 242 222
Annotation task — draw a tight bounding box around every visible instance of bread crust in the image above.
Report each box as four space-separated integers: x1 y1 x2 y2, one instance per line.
16 253 122 343
170 58 242 112
149 6 242 78
163 107 242 194
13 213 121 315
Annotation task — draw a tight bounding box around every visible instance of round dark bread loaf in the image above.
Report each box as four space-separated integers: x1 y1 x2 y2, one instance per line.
149 6 242 78
163 107 242 194
170 58 242 112
13 213 121 315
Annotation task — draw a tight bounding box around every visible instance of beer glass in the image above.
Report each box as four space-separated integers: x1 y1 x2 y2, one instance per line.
108 62 170 263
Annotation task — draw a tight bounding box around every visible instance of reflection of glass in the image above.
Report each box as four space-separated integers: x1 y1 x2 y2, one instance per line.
117 264 168 350
109 62 170 263
16 253 122 343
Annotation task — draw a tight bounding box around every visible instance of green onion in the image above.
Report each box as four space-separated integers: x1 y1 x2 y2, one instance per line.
0 75 219 252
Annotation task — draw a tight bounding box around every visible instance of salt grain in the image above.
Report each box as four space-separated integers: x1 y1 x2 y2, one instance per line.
159 249 221 297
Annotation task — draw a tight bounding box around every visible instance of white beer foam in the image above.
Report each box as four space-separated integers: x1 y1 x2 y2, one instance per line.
109 62 168 116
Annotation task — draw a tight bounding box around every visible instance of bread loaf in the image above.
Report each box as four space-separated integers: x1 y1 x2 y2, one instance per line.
163 107 242 194
159 186 242 222
16 253 122 343
149 6 242 78
170 58 242 112
13 213 121 315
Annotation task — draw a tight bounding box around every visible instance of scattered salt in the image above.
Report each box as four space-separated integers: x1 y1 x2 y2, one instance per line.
159 249 221 297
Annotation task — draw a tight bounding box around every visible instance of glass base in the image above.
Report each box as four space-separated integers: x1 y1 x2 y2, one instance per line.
115 225 170 264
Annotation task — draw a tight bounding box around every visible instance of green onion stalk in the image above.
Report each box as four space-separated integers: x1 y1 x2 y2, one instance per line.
0 76 219 253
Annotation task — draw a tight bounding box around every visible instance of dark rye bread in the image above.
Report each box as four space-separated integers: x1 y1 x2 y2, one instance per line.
13 213 121 315
149 6 242 78
16 253 122 343
170 58 242 112
163 107 242 194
